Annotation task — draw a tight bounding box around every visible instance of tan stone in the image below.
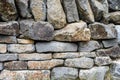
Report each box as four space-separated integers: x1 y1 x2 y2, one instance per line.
0 44 7 53
17 39 34 44
28 59 64 69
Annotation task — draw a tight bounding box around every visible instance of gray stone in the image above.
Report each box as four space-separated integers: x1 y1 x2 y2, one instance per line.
65 57 94 68
89 0 108 21
51 67 78 80
115 25 120 44
47 0 66 29
0 54 17 61
30 0 46 21
20 20 54 41
36 41 77 52
76 0 94 23
79 52 96 58
97 45 120 58
0 63 3 70
89 22 117 39
108 0 120 11
16 0 31 18
95 57 112 66
79 40 101 52
0 36 17 43
8 44 35 53
102 39 118 48
0 0 17 21
0 21 19 36
79 66 110 80
0 44 7 53
62 0 79 22
54 21 91 42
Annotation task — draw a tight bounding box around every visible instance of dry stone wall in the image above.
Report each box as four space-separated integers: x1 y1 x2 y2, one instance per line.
0 0 120 80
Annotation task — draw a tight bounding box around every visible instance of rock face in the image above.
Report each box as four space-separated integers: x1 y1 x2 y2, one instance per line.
62 0 79 23
78 40 100 52
76 0 94 23
30 0 46 21
0 36 17 43
20 20 54 41
36 41 77 52
0 0 17 21
54 21 91 41
51 67 78 80
89 22 117 39
108 0 120 10
0 21 19 36
47 0 66 29
115 25 120 44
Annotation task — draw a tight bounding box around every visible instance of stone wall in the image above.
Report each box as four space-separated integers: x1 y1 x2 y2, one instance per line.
0 0 120 80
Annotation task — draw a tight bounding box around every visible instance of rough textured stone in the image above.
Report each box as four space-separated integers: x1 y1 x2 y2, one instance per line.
76 0 94 23
17 38 34 44
65 57 94 68
28 59 64 69
51 67 78 80
89 22 117 39
54 21 91 41
16 0 31 18
0 44 7 53
30 0 46 21
95 57 112 66
0 36 17 43
53 52 80 59
62 0 79 22
89 0 108 21
36 41 77 52
0 21 19 36
0 63 3 70
78 40 100 52
0 0 17 21
47 0 66 29
97 45 120 58
79 66 110 80
102 39 118 48
20 20 54 41
0 70 50 80
108 0 120 11
79 52 96 58
115 25 120 44
0 54 17 61
4 61 27 70
8 44 35 53
19 53 52 60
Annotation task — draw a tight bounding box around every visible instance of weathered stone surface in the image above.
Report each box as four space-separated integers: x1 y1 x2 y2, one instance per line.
79 40 100 52
0 54 17 61
89 22 117 39
79 66 110 80
0 63 3 70
0 44 7 53
80 52 96 58
0 21 19 36
17 38 34 44
108 0 120 11
97 45 120 58
115 25 120 44
30 0 46 21
53 52 80 59
65 57 94 68
105 11 120 24
4 61 27 70
76 0 94 23
36 41 77 52
54 21 91 41
51 67 78 80
63 0 79 22
0 0 17 21
0 36 17 43
8 44 35 53
89 0 108 21
28 59 64 69
20 20 54 41
95 57 112 66
0 70 50 80
47 0 66 29
102 39 118 48
19 53 52 60
16 0 31 18
110 60 120 80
